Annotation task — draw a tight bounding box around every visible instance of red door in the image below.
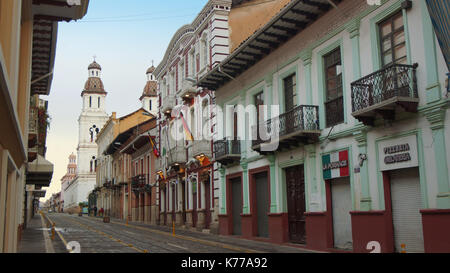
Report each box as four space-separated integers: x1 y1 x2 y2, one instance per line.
285 165 306 244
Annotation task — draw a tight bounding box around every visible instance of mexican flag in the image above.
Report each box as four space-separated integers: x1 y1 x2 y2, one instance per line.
322 150 349 180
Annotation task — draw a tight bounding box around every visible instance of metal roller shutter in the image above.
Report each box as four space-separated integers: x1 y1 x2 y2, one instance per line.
390 167 424 253
331 178 353 250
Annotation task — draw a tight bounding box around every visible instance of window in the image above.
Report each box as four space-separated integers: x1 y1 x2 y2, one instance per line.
379 11 406 66
201 36 208 69
190 51 195 76
89 96 92 108
324 48 344 127
98 97 100 108
254 91 264 141
283 74 296 113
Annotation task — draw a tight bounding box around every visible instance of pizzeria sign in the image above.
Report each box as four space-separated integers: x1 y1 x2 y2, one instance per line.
378 135 418 171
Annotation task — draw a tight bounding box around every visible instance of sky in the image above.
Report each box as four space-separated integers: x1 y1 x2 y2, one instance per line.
43 0 209 200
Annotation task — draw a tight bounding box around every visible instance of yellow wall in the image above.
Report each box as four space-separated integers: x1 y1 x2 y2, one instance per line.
229 0 291 53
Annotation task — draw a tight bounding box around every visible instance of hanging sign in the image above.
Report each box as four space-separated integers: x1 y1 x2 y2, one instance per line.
322 150 350 180
378 135 418 171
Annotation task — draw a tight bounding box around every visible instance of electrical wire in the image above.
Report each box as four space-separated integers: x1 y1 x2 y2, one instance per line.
77 0 278 23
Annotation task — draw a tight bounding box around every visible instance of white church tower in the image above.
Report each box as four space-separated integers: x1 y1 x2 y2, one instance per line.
140 65 158 116
65 60 109 211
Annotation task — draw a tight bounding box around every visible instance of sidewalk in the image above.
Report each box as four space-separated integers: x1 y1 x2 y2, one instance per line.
18 214 53 253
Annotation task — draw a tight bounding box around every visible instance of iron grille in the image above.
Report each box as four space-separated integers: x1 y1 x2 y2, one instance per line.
214 139 241 159
252 105 320 147
351 63 418 113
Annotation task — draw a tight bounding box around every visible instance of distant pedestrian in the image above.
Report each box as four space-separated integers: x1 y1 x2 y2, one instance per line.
94 206 97 217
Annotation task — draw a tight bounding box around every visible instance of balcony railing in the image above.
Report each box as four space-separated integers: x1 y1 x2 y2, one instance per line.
29 108 38 135
252 105 320 151
351 63 419 125
131 175 146 189
167 145 186 167
214 139 241 165
179 79 197 98
162 95 176 114
188 140 212 159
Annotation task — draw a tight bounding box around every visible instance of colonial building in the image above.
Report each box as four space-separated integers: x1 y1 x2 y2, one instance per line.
0 0 89 252
154 0 234 233
60 153 77 212
65 60 109 212
94 108 154 218
199 0 449 253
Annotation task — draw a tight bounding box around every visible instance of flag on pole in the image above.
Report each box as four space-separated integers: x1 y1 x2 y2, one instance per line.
180 112 194 141
148 135 160 157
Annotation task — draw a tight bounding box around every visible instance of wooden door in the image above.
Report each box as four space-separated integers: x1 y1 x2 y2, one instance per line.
231 177 242 235
205 181 211 229
285 165 306 244
255 172 269 238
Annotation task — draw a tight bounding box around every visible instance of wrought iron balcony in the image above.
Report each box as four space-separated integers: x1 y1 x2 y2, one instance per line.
351 63 419 126
131 175 146 189
188 140 212 159
251 105 320 154
161 94 176 114
167 145 186 167
214 139 241 165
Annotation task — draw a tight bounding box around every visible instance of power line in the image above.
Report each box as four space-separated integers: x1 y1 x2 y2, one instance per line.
77 0 279 23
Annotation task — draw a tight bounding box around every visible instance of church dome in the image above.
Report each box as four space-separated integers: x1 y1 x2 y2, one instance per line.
140 81 157 100
88 61 102 71
146 65 155 74
83 77 106 94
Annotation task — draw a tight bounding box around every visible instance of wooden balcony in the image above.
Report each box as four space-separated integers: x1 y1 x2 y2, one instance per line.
252 105 321 154
351 63 419 126
214 139 241 166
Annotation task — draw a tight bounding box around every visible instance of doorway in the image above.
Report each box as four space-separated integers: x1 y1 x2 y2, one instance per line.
254 172 269 238
231 177 242 236
285 165 306 244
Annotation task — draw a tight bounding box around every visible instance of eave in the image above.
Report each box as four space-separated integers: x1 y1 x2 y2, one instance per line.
198 0 341 90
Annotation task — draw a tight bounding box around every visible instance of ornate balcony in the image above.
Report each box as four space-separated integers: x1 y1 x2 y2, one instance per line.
131 175 146 191
351 63 419 126
188 140 212 159
179 79 198 99
214 139 241 166
161 94 176 114
167 145 186 167
251 105 320 154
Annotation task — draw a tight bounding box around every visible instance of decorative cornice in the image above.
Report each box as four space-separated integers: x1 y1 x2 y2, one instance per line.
299 48 312 65
346 18 361 39
419 99 450 130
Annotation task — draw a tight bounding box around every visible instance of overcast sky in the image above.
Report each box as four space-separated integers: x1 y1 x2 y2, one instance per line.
43 0 209 200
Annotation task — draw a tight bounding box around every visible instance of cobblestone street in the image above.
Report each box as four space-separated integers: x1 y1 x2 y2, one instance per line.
45 213 318 254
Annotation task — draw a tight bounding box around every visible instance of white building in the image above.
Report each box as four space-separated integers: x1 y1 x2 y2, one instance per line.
154 0 232 233
65 61 109 211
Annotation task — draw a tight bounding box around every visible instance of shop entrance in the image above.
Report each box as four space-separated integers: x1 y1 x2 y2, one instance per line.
330 178 353 250
389 167 424 253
